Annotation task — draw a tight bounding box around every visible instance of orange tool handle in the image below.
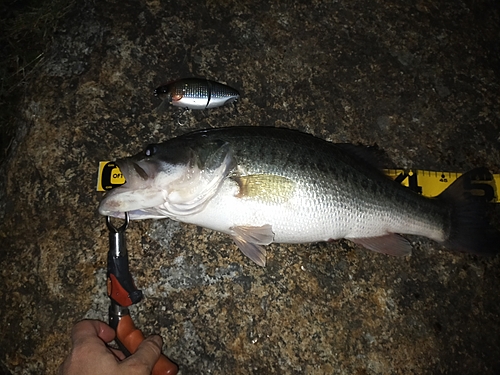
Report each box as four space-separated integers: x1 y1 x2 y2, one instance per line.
116 314 178 375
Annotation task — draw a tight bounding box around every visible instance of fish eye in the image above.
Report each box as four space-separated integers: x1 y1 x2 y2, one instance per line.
145 144 157 157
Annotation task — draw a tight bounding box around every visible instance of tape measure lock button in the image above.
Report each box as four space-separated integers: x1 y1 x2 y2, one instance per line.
97 161 126 191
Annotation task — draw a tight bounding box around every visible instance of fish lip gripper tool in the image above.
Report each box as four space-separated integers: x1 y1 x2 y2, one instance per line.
106 214 179 375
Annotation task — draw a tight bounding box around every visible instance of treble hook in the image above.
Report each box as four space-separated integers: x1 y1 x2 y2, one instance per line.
176 108 191 126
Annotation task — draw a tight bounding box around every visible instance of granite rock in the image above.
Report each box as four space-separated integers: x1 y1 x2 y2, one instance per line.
1 0 500 374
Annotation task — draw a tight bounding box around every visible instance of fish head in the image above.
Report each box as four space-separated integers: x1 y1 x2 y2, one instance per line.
99 138 234 220
98 142 196 220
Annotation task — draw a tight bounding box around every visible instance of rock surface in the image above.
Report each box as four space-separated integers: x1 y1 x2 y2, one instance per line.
1 0 500 374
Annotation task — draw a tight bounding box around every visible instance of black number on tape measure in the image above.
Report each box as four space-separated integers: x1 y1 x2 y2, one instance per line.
394 171 422 194
463 174 496 203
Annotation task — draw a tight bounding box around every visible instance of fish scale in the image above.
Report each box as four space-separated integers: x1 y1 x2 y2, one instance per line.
195 128 447 237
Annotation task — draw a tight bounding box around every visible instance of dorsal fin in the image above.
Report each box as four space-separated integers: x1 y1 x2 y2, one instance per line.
336 143 393 170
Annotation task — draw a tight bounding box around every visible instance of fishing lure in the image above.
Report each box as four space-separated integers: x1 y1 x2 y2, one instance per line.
154 78 240 110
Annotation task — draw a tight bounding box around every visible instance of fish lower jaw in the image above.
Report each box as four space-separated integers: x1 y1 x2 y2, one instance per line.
98 208 126 219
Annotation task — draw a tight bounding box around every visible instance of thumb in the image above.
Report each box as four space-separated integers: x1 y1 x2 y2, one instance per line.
122 335 162 373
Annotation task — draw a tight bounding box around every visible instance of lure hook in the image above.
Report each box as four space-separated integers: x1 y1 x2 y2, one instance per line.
176 109 190 126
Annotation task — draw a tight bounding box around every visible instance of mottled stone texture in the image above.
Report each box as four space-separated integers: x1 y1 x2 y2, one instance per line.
1 0 500 374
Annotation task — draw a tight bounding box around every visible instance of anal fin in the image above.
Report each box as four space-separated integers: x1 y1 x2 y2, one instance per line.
231 225 275 266
350 234 412 256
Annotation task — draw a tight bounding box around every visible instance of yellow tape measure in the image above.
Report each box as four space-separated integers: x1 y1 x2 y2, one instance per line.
384 169 499 203
96 162 500 203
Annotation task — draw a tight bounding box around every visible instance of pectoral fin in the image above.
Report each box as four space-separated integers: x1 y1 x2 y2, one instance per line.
350 234 412 256
233 175 295 203
231 225 275 266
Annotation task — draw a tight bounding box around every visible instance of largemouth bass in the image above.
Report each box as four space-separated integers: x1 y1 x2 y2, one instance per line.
99 127 499 266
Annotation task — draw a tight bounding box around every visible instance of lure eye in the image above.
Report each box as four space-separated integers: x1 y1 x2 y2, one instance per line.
153 85 169 97
145 144 157 157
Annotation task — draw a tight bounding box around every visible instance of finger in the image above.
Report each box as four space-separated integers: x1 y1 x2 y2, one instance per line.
108 346 127 360
95 322 116 343
71 320 116 348
122 335 162 372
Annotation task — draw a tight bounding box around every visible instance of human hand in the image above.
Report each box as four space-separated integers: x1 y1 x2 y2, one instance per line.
58 319 162 375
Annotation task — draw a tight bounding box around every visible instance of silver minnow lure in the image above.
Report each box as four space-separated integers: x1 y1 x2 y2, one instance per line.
99 127 500 266
154 78 240 110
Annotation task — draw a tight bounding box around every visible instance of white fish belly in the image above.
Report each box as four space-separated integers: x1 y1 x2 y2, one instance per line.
176 180 445 243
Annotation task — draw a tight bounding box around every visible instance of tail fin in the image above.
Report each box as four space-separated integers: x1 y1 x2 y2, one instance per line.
440 167 500 256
